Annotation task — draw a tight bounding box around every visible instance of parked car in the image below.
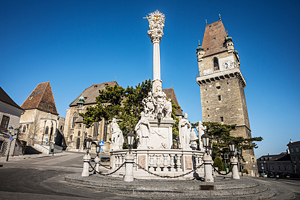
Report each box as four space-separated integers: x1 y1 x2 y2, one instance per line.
267 172 275 178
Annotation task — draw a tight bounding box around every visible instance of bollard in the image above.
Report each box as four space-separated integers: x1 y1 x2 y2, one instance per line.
124 153 134 182
81 153 91 177
203 153 214 182
231 156 240 179
94 156 100 173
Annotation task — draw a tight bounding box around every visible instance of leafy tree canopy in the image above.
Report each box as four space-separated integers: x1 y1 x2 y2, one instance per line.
80 79 181 148
192 121 263 159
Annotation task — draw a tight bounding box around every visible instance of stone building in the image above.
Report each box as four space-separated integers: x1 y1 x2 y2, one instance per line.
287 140 300 174
64 81 118 153
195 19 255 173
18 82 65 148
0 87 24 157
257 152 293 176
64 81 183 153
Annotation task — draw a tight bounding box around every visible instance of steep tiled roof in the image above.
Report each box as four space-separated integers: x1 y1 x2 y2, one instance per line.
202 20 228 57
163 88 183 116
21 82 59 115
70 81 119 107
0 87 23 110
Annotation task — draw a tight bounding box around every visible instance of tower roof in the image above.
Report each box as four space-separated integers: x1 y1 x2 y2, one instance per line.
0 87 23 110
21 82 59 115
70 81 119 107
202 20 228 57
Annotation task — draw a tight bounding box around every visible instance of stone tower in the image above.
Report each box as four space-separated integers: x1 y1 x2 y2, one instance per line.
196 20 256 174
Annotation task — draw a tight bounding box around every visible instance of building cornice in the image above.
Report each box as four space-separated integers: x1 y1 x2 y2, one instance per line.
196 67 246 88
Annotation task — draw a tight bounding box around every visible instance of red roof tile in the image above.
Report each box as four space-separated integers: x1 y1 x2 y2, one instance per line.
21 82 59 115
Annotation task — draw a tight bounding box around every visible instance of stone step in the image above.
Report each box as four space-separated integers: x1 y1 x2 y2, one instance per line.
64 175 278 199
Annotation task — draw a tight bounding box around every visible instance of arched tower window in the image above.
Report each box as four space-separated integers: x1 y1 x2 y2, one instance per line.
23 125 26 133
45 126 49 135
72 112 78 129
213 57 219 70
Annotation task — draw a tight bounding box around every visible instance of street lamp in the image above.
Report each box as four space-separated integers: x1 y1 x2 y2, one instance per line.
201 133 209 154
6 127 18 162
229 141 235 156
157 112 162 124
86 138 93 154
96 144 100 157
127 130 135 154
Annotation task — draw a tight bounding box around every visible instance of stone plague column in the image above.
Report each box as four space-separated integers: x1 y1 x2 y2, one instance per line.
145 10 165 93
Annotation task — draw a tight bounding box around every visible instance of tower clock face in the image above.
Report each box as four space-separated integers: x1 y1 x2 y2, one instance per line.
222 61 236 70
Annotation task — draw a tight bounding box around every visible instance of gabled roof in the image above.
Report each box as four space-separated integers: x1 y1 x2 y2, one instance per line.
21 82 59 115
287 141 300 146
70 81 119 107
0 87 23 110
163 88 183 116
202 20 228 57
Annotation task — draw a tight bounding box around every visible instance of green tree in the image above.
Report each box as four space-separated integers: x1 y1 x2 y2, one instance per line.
213 157 224 171
192 122 263 160
80 79 181 148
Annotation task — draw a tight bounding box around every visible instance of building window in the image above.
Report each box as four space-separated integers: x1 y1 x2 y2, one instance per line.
218 95 221 101
291 148 294 153
0 115 10 129
220 117 224 122
72 112 78 129
296 147 299 152
0 140 4 152
213 57 219 70
284 166 286 171
78 131 80 137
278 166 281 171
70 135 73 141
23 125 26 133
45 126 49 135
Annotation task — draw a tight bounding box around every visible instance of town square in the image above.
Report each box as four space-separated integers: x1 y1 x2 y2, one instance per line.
1 0 300 199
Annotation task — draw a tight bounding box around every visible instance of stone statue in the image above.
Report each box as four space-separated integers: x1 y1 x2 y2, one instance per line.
190 128 198 150
164 98 172 119
135 112 151 149
178 113 191 149
196 121 206 151
110 118 124 150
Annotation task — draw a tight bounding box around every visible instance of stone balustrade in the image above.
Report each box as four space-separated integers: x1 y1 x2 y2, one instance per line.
110 149 204 179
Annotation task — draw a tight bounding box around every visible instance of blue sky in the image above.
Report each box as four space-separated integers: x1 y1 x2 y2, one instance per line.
1 0 299 158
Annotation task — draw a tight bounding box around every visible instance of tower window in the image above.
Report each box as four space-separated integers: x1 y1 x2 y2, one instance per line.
216 86 221 89
78 131 81 136
220 117 224 122
213 57 219 70
45 126 49 135
218 95 221 101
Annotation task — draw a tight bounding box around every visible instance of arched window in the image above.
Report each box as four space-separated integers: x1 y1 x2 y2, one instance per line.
213 57 219 70
45 126 49 135
72 112 78 128
78 131 81 136
70 135 73 141
23 125 26 133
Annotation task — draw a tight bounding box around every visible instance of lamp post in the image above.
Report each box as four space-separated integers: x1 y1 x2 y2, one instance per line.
229 141 240 179
124 130 135 182
201 133 213 182
157 112 162 124
127 130 135 154
81 137 92 177
6 127 18 162
94 144 101 173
